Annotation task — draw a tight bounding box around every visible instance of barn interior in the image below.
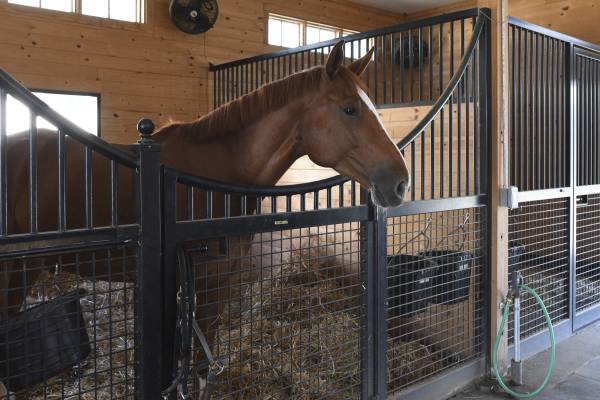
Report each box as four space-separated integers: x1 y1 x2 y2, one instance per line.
0 1 599 400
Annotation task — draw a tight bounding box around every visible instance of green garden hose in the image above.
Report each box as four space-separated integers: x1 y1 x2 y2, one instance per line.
491 284 556 398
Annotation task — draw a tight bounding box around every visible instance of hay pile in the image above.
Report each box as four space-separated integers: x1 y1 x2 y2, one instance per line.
208 245 439 399
22 272 136 400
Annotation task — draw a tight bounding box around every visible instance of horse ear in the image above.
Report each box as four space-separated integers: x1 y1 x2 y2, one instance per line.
348 46 374 77
325 40 345 79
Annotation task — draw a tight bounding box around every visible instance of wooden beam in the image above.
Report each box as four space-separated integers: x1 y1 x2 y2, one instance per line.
489 0 510 373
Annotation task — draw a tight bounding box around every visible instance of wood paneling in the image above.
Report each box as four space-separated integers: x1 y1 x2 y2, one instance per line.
0 0 401 143
509 0 600 45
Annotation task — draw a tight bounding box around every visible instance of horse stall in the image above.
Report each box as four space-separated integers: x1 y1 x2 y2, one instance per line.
199 8 491 399
505 18 600 358
0 2 496 399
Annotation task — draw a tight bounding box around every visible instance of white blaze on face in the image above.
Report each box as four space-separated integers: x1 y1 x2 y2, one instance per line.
356 86 396 143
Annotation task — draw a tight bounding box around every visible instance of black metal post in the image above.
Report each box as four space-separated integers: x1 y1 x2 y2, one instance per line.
135 118 163 399
373 203 389 398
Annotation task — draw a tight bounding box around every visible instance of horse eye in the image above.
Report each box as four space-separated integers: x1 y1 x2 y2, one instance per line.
343 107 357 116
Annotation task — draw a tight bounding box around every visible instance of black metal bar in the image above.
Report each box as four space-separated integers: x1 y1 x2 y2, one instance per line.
57 129 66 231
28 112 37 233
110 159 118 226
84 146 92 229
174 206 369 241
162 170 178 395
135 124 163 399
419 27 423 101
374 36 379 103
0 89 7 235
382 34 387 103
409 30 414 102
372 205 388 397
391 32 395 104
0 224 139 259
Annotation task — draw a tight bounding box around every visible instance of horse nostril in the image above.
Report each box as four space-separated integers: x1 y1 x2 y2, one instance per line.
396 181 407 197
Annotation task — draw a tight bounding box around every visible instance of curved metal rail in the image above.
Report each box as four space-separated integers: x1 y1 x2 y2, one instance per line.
168 10 487 197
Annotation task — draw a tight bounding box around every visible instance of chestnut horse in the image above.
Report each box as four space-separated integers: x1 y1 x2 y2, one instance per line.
1 41 409 357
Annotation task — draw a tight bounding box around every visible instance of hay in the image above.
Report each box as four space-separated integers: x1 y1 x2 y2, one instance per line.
21 272 136 400
208 246 440 399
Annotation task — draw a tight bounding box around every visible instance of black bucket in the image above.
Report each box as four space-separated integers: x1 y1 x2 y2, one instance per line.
387 254 436 317
0 289 91 392
420 250 472 304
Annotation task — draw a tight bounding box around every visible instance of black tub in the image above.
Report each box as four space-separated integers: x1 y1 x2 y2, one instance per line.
420 250 472 304
387 254 436 317
0 289 91 392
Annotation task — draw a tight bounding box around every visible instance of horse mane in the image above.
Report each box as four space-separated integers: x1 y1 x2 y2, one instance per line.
153 65 365 143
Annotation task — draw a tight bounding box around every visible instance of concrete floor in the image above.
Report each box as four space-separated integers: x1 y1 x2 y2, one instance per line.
452 322 600 400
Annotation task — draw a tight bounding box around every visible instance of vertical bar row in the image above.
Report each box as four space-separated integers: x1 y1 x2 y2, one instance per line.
0 89 6 235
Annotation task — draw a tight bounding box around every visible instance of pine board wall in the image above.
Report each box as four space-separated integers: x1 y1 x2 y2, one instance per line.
0 0 401 143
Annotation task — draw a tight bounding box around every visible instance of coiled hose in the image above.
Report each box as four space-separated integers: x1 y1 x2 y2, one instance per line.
491 284 556 398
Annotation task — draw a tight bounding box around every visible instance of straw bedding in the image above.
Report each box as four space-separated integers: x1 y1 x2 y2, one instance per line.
17 238 442 400
23 272 136 400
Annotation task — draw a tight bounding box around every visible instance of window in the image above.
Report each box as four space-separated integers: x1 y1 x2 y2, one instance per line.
267 14 371 59
6 91 100 136
8 0 145 23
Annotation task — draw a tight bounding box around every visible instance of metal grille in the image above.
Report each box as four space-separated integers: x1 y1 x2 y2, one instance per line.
187 223 364 399
0 247 138 399
508 24 570 191
211 9 482 108
576 52 600 186
576 193 600 312
507 199 570 341
386 207 486 393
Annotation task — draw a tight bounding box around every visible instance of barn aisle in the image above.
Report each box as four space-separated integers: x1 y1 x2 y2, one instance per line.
452 322 600 400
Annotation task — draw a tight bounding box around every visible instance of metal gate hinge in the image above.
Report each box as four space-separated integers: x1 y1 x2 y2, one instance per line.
499 186 519 209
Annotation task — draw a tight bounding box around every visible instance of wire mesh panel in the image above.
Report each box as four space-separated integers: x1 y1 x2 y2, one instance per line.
508 24 570 191
185 222 365 399
386 206 486 393
576 193 600 312
507 198 570 341
0 247 138 399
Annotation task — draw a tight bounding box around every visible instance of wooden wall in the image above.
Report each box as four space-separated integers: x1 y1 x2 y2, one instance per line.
509 0 600 45
0 0 401 144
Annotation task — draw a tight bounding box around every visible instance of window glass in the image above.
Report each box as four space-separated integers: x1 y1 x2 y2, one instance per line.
9 0 144 23
267 14 358 50
6 92 99 136
40 0 72 12
268 18 282 46
8 0 39 7
82 0 109 19
109 0 138 22
281 20 301 48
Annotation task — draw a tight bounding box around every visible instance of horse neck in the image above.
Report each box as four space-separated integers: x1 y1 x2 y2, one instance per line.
159 98 309 186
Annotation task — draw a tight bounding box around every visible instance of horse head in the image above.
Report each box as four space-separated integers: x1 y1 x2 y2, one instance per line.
298 40 410 207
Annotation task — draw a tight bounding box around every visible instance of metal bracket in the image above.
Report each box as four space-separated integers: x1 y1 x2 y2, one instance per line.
500 186 519 209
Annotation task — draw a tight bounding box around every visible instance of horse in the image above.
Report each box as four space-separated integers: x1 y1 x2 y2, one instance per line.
1 40 409 389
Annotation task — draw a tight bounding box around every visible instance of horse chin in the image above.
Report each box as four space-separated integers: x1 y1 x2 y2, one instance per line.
370 187 404 208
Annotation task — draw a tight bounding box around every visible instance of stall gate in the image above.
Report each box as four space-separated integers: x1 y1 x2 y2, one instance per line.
507 18 600 356
202 7 491 400
0 7 491 400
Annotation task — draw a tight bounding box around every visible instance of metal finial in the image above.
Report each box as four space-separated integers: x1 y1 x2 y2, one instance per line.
137 118 155 144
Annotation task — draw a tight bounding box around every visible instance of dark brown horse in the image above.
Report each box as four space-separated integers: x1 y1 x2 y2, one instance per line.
1 41 409 348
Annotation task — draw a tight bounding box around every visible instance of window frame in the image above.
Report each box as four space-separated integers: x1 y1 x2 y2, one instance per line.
7 0 145 24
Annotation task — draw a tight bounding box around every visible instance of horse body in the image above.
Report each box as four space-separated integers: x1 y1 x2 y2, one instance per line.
2 41 410 362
